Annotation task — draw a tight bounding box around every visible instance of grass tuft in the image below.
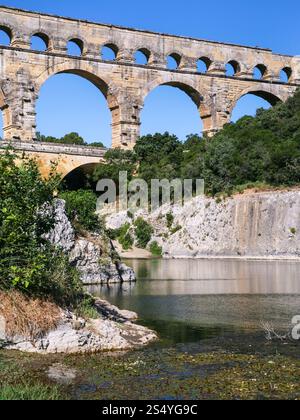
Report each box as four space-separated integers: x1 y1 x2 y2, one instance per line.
0 383 62 400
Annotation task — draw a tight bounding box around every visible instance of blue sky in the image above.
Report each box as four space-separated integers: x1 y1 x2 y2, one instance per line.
0 0 299 145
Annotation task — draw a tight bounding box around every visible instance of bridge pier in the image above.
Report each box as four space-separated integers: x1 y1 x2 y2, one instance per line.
111 99 143 149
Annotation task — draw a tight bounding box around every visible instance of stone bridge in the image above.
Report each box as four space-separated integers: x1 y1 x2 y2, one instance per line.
0 6 300 177
0 140 106 179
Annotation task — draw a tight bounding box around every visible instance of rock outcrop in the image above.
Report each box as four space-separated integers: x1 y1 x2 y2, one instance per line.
106 190 300 259
1 298 156 354
47 199 135 284
45 199 75 252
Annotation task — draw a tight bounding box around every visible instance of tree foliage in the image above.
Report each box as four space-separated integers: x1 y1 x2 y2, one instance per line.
90 89 300 196
134 217 153 249
134 132 183 184
0 150 82 305
37 132 105 148
93 148 136 192
202 92 300 194
59 189 103 233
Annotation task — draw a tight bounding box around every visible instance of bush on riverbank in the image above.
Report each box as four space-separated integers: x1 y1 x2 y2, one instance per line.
0 150 83 307
149 241 163 257
134 217 153 249
59 189 103 233
111 223 134 250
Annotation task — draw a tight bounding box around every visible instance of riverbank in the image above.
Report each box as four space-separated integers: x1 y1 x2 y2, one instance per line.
122 255 300 262
0 291 157 354
113 241 153 259
163 255 300 261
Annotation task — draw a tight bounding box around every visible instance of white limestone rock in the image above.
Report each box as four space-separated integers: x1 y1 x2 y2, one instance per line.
44 199 75 253
46 199 136 284
105 190 300 259
2 299 156 354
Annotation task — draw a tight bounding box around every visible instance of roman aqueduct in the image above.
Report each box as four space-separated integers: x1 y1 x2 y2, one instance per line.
0 6 300 177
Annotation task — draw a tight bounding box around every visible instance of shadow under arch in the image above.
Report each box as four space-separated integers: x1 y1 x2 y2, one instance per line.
141 78 211 134
61 162 102 191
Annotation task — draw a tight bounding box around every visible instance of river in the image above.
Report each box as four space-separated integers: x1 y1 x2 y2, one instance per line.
88 258 300 344
1 258 299 400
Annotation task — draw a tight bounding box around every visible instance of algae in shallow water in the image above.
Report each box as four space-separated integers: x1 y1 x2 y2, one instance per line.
0 337 299 400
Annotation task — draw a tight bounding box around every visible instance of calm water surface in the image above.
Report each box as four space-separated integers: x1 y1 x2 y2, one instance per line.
88 259 300 345
2 258 299 400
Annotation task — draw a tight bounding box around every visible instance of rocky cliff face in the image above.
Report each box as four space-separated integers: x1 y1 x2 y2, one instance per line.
47 200 135 284
106 190 300 259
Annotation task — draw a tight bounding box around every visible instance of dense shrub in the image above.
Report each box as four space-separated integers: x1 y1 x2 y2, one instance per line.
199 91 300 194
134 133 183 185
0 150 83 306
109 224 134 250
134 218 153 249
117 223 134 250
149 241 163 257
166 212 174 229
59 189 103 233
92 148 136 193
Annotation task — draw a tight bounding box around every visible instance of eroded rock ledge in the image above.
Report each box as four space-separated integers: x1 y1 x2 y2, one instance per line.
1 298 157 354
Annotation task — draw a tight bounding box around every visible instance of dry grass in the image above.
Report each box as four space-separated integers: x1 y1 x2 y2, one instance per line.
0 291 62 340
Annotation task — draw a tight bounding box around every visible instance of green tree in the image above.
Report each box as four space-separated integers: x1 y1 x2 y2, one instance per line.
0 149 82 305
93 148 136 192
134 132 183 184
37 132 87 146
60 132 85 145
134 217 153 249
60 189 103 233
201 90 300 195
88 142 105 148
181 134 205 180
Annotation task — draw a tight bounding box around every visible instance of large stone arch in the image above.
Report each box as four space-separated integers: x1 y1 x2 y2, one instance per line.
35 61 120 109
141 75 213 134
34 62 121 146
228 85 287 117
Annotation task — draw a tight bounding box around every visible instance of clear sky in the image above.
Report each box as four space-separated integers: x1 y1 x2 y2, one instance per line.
0 0 299 145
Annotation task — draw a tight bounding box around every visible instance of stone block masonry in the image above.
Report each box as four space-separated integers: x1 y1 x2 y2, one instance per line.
0 5 299 151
